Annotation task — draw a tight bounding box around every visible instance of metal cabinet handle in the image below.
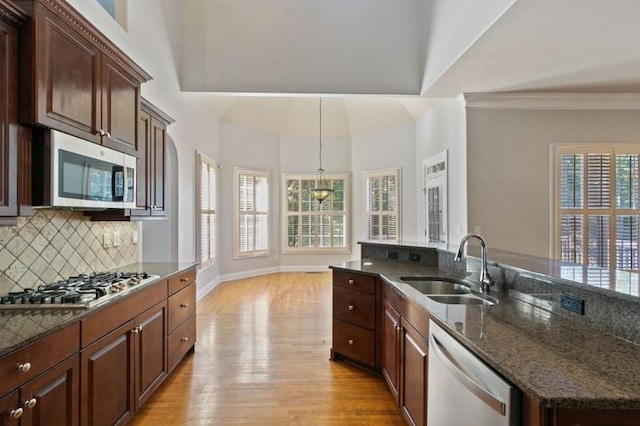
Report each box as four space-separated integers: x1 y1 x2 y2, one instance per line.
131 326 142 334
348 339 354 345
9 408 23 419
348 305 355 311
98 129 106 136
181 337 189 342
106 131 111 138
180 303 189 308
24 398 37 409
348 279 354 285
17 362 31 373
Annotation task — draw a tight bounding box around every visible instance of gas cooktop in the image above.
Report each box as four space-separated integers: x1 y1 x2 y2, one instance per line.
0 271 159 309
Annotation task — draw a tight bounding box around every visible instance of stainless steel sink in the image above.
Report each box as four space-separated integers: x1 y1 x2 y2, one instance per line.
427 294 497 306
399 277 471 295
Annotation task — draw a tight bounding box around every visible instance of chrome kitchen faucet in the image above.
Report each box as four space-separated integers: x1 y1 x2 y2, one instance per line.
454 233 495 292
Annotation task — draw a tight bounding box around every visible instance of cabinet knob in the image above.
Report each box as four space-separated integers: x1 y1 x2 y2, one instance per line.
348 339 354 345
348 279 354 285
24 398 37 409
131 326 142 334
180 277 189 282
106 131 112 138
180 303 189 308
181 337 189 342
98 129 106 136
17 362 31 373
9 408 23 419
348 305 355 311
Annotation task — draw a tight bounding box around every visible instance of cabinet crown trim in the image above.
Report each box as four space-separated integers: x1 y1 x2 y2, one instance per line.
36 0 152 83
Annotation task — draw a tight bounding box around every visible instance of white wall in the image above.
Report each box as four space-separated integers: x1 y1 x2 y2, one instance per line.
219 123 281 276
466 108 640 257
415 98 467 245
351 123 417 254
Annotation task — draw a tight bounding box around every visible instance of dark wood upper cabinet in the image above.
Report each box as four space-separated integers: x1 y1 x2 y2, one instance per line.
0 1 30 226
16 0 151 157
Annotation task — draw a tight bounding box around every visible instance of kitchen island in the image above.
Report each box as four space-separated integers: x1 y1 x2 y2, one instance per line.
331 241 640 426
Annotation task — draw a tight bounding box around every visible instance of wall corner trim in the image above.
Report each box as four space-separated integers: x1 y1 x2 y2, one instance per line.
463 92 640 110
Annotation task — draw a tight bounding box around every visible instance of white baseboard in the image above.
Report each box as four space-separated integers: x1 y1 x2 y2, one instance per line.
196 275 221 301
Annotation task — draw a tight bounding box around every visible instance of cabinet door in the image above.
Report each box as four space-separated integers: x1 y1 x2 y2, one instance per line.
101 57 140 156
35 6 100 142
81 320 135 426
382 303 401 403
401 320 428 426
134 301 167 410
0 20 17 220
20 354 79 426
149 117 166 216
134 109 151 211
0 391 20 426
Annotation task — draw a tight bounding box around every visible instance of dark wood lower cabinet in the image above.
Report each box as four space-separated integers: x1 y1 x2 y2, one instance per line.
400 320 427 426
134 302 167 409
81 300 168 426
0 391 19 425
81 320 135 426
19 354 79 426
382 303 401 402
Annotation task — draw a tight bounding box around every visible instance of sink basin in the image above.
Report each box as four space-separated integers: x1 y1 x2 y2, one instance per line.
427 294 497 306
399 277 471 295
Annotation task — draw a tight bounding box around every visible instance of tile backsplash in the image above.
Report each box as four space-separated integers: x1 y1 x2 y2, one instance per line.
0 210 139 295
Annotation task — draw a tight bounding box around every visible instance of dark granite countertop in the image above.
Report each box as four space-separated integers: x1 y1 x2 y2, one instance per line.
331 259 640 410
0 262 196 358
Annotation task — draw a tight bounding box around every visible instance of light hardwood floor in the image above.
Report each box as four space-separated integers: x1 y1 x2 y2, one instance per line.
131 272 406 425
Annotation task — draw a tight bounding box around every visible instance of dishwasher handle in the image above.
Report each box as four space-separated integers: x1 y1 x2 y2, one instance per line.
430 332 506 416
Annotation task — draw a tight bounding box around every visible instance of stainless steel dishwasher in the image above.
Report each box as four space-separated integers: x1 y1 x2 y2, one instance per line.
427 320 521 426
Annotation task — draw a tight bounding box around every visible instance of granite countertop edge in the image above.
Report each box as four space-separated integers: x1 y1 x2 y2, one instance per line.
0 262 197 358
330 260 640 411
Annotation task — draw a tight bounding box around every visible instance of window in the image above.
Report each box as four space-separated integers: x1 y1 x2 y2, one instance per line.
364 168 400 241
235 168 269 258
96 0 128 30
196 152 217 268
554 145 640 271
282 173 349 253
423 151 448 244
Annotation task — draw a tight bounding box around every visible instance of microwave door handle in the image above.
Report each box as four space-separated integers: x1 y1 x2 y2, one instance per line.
113 165 124 201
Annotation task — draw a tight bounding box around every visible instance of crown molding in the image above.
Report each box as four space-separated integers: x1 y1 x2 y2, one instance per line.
0 0 29 26
464 92 640 110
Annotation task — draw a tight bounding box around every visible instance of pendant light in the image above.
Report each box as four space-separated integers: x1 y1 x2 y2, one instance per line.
308 98 334 204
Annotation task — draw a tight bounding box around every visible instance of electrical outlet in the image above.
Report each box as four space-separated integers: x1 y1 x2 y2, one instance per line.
409 253 421 262
103 233 111 249
113 231 120 247
386 251 398 260
132 229 138 244
560 294 585 315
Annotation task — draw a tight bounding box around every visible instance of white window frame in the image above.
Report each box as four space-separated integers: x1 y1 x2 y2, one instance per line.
552 144 640 271
234 167 270 259
196 152 217 269
96 0 128 30
364 167 401 242
423 151 448 244
281 172 350 254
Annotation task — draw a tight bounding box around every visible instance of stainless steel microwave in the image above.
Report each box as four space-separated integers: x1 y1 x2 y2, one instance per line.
34 130 136 209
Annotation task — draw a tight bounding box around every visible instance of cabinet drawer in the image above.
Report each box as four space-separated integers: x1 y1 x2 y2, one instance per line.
168 314 196 373
333 286 375 329
332 320 375 368
168 284 196 332
333 270 376 294
0 323 79 397
168 268 196 295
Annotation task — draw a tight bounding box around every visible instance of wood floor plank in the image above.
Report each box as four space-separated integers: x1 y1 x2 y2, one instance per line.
130 272 405 425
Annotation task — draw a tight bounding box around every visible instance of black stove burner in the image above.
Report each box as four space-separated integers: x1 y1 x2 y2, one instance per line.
0 271 154 308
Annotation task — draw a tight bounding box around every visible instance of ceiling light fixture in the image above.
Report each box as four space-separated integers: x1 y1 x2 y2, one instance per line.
308 97 334 204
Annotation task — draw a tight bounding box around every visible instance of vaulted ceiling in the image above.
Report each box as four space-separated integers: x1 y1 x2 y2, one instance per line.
177 0 640 134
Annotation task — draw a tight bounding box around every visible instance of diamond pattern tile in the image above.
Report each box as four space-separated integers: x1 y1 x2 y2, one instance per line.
0 210 139 295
